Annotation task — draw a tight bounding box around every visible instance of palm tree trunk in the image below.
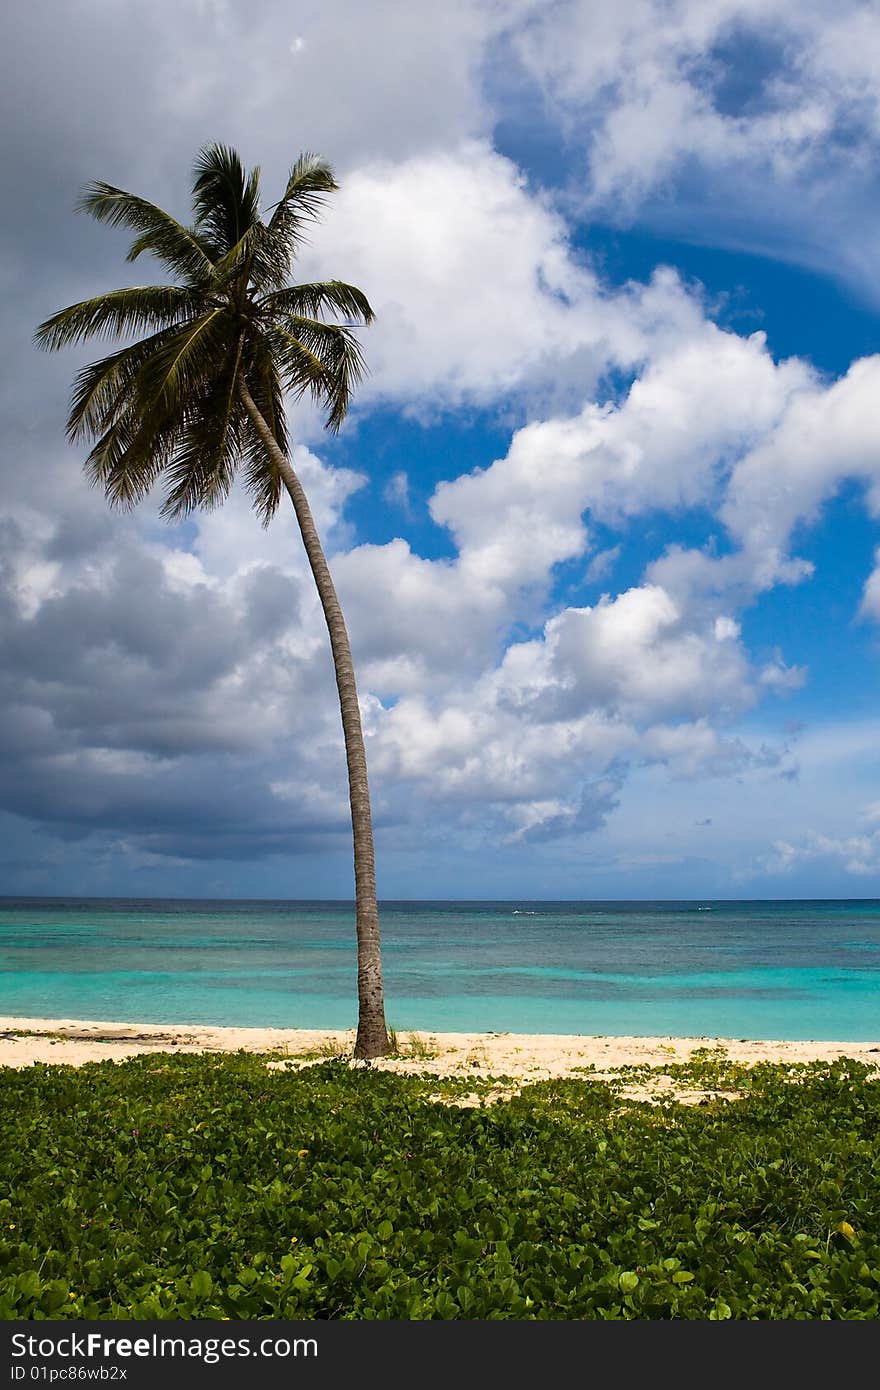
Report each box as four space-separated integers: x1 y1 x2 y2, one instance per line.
239 380 389 1059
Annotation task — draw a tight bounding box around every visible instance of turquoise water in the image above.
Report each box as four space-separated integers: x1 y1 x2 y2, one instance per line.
0 897 878 1040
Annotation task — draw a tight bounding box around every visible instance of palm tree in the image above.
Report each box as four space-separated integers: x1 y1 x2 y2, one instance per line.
36 144 389 1058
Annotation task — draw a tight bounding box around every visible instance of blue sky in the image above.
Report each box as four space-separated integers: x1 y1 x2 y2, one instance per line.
2 0 880 900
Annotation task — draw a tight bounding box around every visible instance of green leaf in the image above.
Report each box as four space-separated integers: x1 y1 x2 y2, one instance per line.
41 1280 70 1312
17 1271 41 1300
35 286 200 352
190 1270 213 1299
78 182 216 283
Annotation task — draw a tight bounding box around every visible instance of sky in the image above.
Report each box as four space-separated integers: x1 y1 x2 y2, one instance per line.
2 0 880 901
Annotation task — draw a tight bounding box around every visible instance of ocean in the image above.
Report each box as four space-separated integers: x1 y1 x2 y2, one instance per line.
0 897 878 1041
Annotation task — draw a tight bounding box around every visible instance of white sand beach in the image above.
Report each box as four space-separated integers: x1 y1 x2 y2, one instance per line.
1 1015 877 1080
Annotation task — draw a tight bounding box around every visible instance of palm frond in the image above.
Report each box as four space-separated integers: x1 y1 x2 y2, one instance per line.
192 144 261 254
211 224 261 281
267 154 338 254
84 405 178 509
273 315 368 431
239 341 289 523
268 323 335 404
259 280 374 325
78 182 216 283
65 326 183 441
35 286 199 352
132 309 233 415
160 338 247 518
212 224 279 302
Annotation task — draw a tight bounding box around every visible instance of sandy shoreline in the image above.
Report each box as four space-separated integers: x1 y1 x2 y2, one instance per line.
1 1015 878 1079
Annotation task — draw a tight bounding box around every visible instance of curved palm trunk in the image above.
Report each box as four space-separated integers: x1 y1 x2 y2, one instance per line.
239 380 389 1059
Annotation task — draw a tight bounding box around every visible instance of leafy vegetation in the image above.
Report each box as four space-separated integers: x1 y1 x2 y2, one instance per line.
1 1054 877 1319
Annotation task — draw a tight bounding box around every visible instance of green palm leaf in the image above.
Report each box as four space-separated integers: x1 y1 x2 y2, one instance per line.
84 405 176 508
160 338 248 518
267 154 338 241
66 326 183 441
239 342 288 523
79 182 216 283
192 144 261 254
259 281 374 325
132 309 231 415
35 286 200 351
273 316 368 431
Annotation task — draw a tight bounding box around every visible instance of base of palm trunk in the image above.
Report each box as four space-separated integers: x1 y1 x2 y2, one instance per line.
354 1012 390 1059
353 935 389 1058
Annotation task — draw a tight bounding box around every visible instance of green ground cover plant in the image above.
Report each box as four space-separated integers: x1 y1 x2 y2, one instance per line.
0 1054 877 1319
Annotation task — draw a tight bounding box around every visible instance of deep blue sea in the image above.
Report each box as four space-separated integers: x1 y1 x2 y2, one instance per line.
0 897 878 1040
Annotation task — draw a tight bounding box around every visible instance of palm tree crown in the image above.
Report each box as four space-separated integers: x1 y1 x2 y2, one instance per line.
36 146 390 1058
36 144 373 521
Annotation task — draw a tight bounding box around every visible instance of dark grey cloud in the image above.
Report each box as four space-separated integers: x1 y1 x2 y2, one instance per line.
4 749 352 859
2 546 299 697
0 506 354 860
